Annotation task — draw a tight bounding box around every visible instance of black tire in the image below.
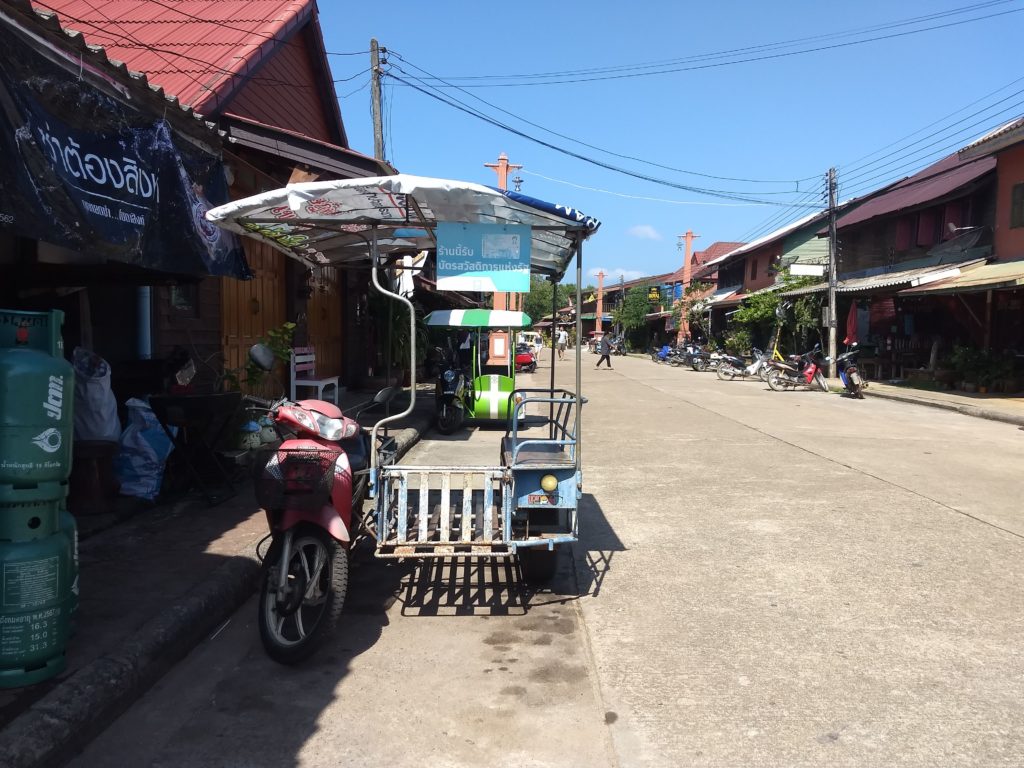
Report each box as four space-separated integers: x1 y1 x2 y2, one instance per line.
758 364 771 382
435 401 464 434
767 369 787 391
716 364 737 381
519 546 559 586
855 384 865 399
692 357 707 372
258 526 348 665
815 371 829 392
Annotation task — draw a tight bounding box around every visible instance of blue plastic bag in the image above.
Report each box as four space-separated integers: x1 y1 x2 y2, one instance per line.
115 398 176 501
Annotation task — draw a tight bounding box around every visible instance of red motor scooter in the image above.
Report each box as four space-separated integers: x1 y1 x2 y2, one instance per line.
514 342 537 373
766 344 830 392
246 345 393 664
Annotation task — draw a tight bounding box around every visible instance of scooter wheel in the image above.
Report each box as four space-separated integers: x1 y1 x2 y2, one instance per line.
716 364 736 381
436 402 464 434
767 370 786 391
258 525 348 665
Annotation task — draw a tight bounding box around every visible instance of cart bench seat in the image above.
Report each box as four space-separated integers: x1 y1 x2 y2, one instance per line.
501 437 574 466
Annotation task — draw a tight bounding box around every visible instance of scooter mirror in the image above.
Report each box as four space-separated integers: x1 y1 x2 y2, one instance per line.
248 343 275 372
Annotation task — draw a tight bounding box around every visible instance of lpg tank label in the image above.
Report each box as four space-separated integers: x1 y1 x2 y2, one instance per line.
3 557 59 609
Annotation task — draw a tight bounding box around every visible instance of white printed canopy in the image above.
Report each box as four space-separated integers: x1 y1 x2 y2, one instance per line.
205 174 600 278
424 309 532 328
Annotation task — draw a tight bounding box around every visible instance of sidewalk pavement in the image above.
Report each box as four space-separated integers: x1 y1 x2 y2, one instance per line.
865 381 1024 427
0 386 436 768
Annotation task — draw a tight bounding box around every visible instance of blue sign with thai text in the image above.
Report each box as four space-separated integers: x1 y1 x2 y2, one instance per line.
436 222 530 292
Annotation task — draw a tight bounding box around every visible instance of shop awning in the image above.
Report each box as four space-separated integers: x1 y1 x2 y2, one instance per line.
0 9 249 279
782 258 985 297
899 259 1024 296
424 309 532 328
207 174 600 278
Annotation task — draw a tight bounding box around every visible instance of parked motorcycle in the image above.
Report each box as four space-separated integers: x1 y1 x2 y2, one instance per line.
716 348 770 381
651 344 675 363
835 344 866 399
766 345 830 392
433 344 470 433
610 336 626 356
245 343 394 664
515 342 538 374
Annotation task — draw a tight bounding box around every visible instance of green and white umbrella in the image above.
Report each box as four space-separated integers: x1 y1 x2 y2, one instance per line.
424 309 532 328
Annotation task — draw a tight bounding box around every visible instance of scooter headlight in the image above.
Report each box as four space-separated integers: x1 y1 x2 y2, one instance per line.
443 369 457 383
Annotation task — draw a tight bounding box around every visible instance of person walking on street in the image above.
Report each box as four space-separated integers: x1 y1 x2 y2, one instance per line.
595 334 612 369
556 327 568 360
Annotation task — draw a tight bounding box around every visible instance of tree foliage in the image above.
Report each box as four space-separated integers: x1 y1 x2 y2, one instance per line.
522 276 577 326
613 285 654 331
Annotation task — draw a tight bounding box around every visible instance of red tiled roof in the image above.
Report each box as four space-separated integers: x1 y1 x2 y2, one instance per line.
30 1 315 115
693 241 745 266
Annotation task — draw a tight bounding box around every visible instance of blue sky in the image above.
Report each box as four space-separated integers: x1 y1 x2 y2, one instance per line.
319 1 1021 282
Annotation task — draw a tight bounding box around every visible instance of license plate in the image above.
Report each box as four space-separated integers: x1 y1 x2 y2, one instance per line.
527 494 550 504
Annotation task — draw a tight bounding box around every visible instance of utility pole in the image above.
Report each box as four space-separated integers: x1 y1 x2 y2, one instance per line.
484 153 523 311
370 39 384 162
827 167 838 378
595 270 606 339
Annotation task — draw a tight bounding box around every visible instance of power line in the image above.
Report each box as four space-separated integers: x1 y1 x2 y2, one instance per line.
839 73 1024 169
519 168 782 206
34 2 366 93
389 53 817 187
839 104 1024 196
393 2 1023 87
416 0 1015 83
840 89 1024 179
386 69 824 207
47 0 369 58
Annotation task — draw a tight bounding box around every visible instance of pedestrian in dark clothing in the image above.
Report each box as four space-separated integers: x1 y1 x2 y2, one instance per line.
595 335 612 369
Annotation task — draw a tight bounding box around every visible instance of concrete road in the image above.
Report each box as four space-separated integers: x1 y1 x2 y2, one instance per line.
73 350 1024 767
575 351 1024 767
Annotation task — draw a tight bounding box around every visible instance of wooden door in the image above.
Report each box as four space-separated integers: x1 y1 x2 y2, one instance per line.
306 266 342 379
221 241 286 393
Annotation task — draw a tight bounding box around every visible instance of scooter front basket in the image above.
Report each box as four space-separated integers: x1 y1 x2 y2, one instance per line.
255 448 338 513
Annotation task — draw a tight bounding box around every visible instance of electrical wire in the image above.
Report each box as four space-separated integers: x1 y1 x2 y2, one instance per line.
413 0 1014 83
394 1 1023 87
388 53 816 187
387 69 823 207
518 169 779 206
50 0 369 58
839 73 1024 170
34 2 365 93
839 90 1024 180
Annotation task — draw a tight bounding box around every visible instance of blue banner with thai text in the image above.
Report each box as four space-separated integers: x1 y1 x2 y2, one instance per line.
435 222 530 292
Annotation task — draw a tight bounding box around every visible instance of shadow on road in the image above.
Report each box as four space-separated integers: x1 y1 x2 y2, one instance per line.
575 493 626 598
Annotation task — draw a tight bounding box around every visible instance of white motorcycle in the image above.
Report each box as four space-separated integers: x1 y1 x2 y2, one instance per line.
716 348 771 381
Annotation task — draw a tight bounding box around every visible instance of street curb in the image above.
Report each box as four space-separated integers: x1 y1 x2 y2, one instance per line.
0 551 261 768
866 388 1024 427
0 412 432 768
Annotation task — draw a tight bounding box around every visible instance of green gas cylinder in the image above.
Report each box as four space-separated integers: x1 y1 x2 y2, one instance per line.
0 309 77 687
0 310 74 539
0 529 76 687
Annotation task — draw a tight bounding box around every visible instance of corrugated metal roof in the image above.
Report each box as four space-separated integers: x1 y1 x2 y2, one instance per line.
899 259 1024 295
698 210 829 274
958 116 1024 158
781 258 986 297
30 1 313 114
4 0 218 136
835 153 995 231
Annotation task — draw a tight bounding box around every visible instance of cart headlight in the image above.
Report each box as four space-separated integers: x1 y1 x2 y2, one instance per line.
540 474 558 493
